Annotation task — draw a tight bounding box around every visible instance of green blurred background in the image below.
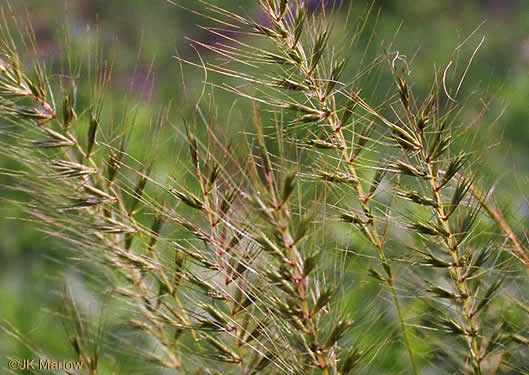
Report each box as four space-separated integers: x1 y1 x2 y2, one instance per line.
1 0 528 373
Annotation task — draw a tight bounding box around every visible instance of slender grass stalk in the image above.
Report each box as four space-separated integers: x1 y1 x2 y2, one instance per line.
467 182 529 266
385 57 503 373
421 157 483 374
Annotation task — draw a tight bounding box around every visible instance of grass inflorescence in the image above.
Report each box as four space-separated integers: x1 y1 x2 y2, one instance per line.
1 1 529 374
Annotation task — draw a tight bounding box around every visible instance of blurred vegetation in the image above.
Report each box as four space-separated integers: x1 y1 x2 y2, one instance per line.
1 0 528 373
